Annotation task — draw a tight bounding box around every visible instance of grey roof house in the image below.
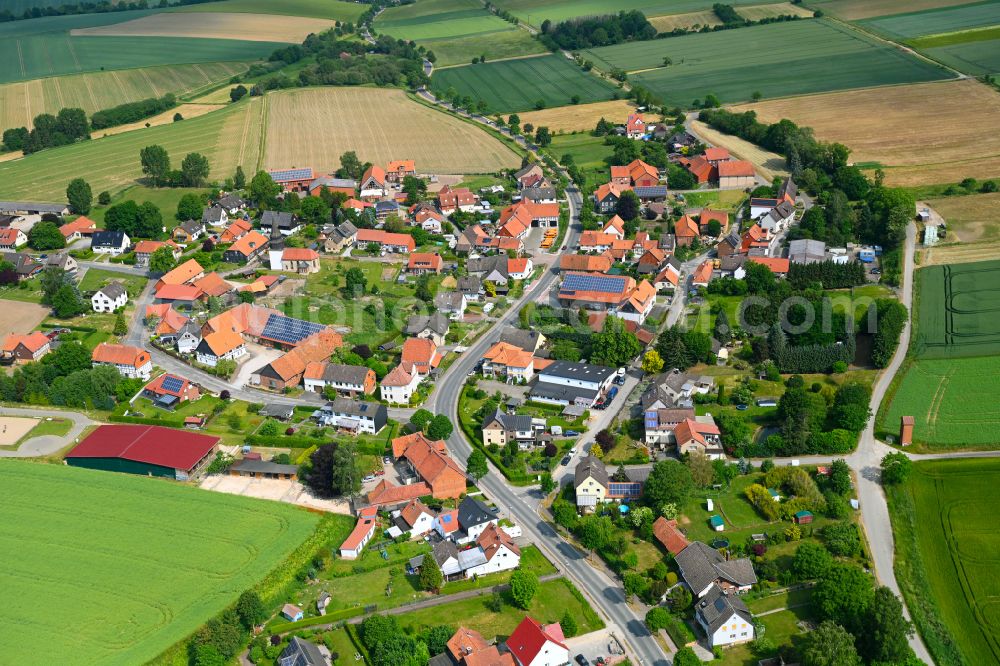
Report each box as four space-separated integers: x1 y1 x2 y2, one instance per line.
675 541 757 597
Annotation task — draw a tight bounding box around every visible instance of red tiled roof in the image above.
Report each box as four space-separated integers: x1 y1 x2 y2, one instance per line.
381 364 416 388
560 254 612 272
362 165 386 185
356 229 416 251
388 159 415 172
675 215 700 238
66 424 218 471
579 231 618 247
282 248 319 261
200 329 244 356
156 283 203 302
367 479 430 506
392 431 443 458
158 258 204 286
507 617 567 666
2 331 49 354
408 252 442 271
507 258 529 274
593 182 630 202
340 513 377 551
228 230 269 257
134 240 175 255
59 216 97 237
692 260 713 285
653 517 690 555
704 147 730 162
401 337 441 373
91 343 149 368
193 272 230 298
718 160 755 177
699 209 729 228
144 373 190 397
748 256 790 274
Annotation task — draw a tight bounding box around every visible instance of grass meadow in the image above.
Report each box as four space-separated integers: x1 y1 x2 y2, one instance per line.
491 0 761 26
886 458 1000 665
0 61 248 130
375 0 543 66
0 96 263 200
0 11 278 84
860 1 1000 39
0 460 319 664
431 55 620 114
544 132 614 190
581 19 949 105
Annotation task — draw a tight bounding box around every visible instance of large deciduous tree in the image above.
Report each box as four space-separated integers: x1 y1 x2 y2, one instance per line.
643 459 693 506
66 177 92 214
140 144 171 186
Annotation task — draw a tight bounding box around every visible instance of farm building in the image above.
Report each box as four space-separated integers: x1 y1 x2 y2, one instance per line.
65 425 220 481
229 458 298 480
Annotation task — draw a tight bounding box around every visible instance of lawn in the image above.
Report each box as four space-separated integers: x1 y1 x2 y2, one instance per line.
375 0 544 66
430 55 621 114
581 19 949 106
924 191 1000 243
545 132 614 190
86 185 210 229
0 10 279 84
718 604 818 665
264 87 520 175
394 578 604 640
886 458 1000 665
681 189 748 211
0 459 319 664
0 96 263 200
860 1 1000 39
77 267 148 297
0 61 248 131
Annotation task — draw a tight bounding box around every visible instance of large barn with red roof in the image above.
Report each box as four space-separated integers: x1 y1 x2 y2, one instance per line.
65 425 220 480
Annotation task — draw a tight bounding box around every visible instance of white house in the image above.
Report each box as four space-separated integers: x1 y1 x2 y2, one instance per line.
175 322 202 354
0 227 28 249
90 230 130 256
314 398 387 435
506 616 570 666
91 282 127 313
530 360 616 407
339 507 378 560
434 292 467 321
91 343 152 380
380 364 420 405
463 523 521 578
195 330 247 367
759 200 795 236
457 496 497 544
393 499 435 538
696 584 755 648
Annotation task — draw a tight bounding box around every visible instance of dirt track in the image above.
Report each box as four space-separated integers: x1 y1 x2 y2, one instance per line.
0 299 48 338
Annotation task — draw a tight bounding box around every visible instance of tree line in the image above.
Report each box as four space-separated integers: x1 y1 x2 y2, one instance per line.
91 93 177 129
787 261 866 290
538 10 656 50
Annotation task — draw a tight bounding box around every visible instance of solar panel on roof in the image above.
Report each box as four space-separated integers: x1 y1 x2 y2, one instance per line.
609 482 642 496
562 273 627 293
160 375 184 393
261 313 326 344
268 168 312 182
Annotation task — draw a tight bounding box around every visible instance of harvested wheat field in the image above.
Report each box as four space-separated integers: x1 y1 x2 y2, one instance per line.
737 79 1000 186
520 100 636 133
737 2 815 21
691 120 789 181
0 300 48 338
922 239 1000 265
263 88 520 174
71 12 334 42
648 10 721 33
93 104 224 139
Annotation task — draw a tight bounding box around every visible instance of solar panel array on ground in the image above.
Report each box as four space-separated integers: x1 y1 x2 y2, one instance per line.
260 313 326 344
268 168 313 181
561 273 627 294
160 375 185 393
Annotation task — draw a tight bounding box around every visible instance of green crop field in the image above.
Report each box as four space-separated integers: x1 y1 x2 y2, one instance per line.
375 0 543 66
924 37 1000 74
174 0 367 21
913 260 1000 359
581 19 949 105
491 0 761 26
0 96 263 200
886 458 1000 665
0 460 319 664
0 11 278 84
431 54 620 113
0 61 248 131
544 132 614 189
861 0 1000 39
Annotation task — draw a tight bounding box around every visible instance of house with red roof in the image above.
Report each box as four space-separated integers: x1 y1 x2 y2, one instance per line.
339 506 379 559
698 209 729 234
394 432 466 499
559 254 612 273
281 247 320 274
674 214 701 247
380 363 420 405
653 517 690 555
223 230 269 264
134 239 180 268
602 215 626 239
401 337 442 377
360 166 387 200
718 160 756 189
219 218 253 243
625 159 660 187
703 146 731 164
143 373 200 408
92 343 152 379
1 331 51 364
433 508 460 538
155 258 204 290
367 479 431 508
747 256 790 276
674 417 723 459
740 223 774 255
59 216 97 241
626 112 646 139
505 616 569 666
268 167 314 193
145 303 190 336
592 182 630 214
514 163 547 190
437 185 476 214
407 252 443 274
0 227 27 249
578 230 618 253
155 283 204 306
679 155 715 184
65 424 219 480
386 159 416 183
355 229 415 253
691 259 714 288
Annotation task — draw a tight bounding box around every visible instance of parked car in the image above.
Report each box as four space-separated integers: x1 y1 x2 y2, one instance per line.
561 455 571 466
568 447 577 456
362 475 376 483
736 404 749 411
565 430 580 436
607 386 619 401
614 375 626 385
575 655 590 666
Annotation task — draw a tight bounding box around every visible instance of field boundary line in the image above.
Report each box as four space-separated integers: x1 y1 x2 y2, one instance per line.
433 52 549 70
256 95 267 172
139 68 161 97
66 39 82 72
22 82 31 128
81 72 100 111
110 70 128 100
52 77 66 110
235 97 253 168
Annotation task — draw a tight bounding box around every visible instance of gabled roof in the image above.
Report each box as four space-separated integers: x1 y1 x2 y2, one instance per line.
506 617 567 666
91 230 127 247
408 252 443 271
652 517 690 555
362 165 386 185
282 248 319 262
156 283 203 302
575 455 609 489
227 230 269 257
356 229 416 250
697 583 753 634
388 159 416 172
197 329 244 356
96 281 126 300
381 364 416 388
676 541 757 593
400 498 432 528
144 373 192 397
192 272 230 297
747 256 789 274
401 337 441 373
699 209 729 228
92 343 149 368
59 216 97 237
703 146 730 162
405 312 450 337
66 424 218 471
483 341 534 370
478 523 520 561
718 160 755 177
457 496 493 529
367 479 430 506
691 260 713 285
2 331 49 354
593 182 630 202
675 215 700 238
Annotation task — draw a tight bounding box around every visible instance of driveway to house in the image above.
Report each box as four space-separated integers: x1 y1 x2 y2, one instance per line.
0 407 95 457
232 343 284 390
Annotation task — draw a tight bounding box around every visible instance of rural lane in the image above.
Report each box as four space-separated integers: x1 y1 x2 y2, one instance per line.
0 407 94 457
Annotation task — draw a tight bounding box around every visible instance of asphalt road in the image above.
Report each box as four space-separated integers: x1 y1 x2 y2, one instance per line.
0 407 94 457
